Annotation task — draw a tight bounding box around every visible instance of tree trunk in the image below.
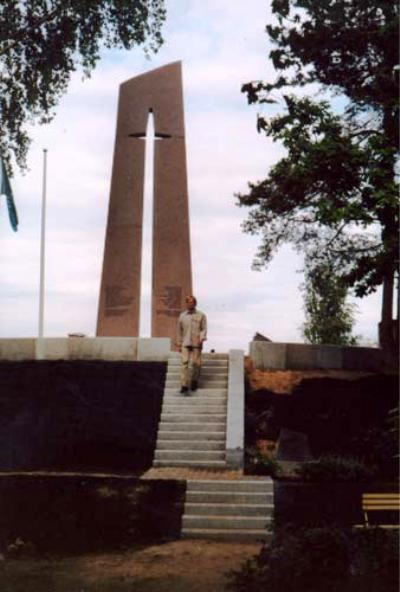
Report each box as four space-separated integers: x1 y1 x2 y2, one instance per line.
379 271 395 351
378 105 398 353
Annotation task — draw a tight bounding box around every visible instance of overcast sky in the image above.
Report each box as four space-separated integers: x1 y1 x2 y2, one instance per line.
0 0 381 352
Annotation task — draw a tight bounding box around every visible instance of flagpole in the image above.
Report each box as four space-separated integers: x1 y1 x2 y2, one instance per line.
37 148 48 359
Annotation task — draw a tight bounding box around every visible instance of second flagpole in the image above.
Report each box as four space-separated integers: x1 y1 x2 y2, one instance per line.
37 148 48 359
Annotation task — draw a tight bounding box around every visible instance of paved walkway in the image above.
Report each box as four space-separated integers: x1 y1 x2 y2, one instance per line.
141 467 268 480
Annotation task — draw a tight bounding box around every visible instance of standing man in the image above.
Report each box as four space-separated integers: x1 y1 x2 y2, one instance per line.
177 295 207 394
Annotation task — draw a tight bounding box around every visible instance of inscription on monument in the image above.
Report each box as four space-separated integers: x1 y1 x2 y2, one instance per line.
157 286 182 317
105 285 133 316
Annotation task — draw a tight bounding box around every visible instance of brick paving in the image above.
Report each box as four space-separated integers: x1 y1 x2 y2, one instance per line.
141 467 269 480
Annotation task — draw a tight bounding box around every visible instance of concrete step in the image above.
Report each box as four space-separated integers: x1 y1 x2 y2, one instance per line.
165 380 228 388
187 479 273 493
167 368 228 376
185 503 273 517
167 362 229 374
166 373 228 381
156 440 225 451
162 397 227 406
153 459 227 468
157 431 226 441
155 450 225 461
166 381 228 388
168 366 229 374
166 375 228 383
168 368 228 375
163 395 227 403
157 422 226 432
162 403 227 410
182 515 271 530
181 528 272 542
163 396 227 403
164 388 227 396
186 492 271 504
160 413 226 423
166 378 228 386
162 405 226 414
168 359 228 366
168 353 228 360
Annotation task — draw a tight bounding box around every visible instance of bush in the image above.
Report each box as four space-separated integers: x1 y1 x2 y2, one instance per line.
227 526 399 592
349 424 399 480
245 446 282 477
295 455 377 482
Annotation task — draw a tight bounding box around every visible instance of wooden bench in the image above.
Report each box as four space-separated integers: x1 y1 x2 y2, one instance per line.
362 493 400 528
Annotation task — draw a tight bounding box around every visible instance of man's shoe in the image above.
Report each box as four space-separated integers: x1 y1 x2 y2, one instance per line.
180 386 188 394
191 380 198 391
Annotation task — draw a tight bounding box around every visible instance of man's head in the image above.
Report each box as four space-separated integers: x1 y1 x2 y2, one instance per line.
185 295 197 311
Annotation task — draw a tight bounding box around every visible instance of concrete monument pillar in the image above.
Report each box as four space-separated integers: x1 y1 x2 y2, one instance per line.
97 62 192 343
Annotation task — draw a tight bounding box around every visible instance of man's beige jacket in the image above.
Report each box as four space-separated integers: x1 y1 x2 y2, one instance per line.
177 309 207 348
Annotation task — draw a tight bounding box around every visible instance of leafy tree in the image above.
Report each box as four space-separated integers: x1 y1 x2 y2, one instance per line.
0 0 166 172
302 254 357 345
238 0 399 350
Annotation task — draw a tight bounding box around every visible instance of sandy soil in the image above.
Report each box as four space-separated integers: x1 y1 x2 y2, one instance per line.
245 357 371 394
0 540 262 592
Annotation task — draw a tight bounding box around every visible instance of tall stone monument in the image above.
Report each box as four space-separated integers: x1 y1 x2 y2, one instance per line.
97 62 193 343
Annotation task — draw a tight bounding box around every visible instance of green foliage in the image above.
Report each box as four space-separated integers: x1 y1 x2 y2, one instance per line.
238 0 399 327
227 526 399 592
0 0 166 173
295 455 376 482
292 400 399 483
302 256 358 345
245 445 282 477
348 415 399 480
287 376 399 479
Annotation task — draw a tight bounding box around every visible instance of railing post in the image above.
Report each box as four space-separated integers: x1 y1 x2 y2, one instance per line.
226 349 245 469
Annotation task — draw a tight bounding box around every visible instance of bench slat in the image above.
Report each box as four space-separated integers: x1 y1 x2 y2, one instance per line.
363 504 400 510
361 492 400 528
363 494 399 498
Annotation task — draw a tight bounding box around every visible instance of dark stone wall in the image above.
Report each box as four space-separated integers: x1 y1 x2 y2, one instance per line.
246 374 398 458
274 481 398 527
0 361 166 472
282 375 398 456
0 475 186 555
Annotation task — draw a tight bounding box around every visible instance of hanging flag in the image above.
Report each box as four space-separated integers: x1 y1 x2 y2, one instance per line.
0 158 18 231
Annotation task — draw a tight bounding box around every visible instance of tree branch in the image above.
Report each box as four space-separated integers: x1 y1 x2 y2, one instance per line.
0 5 67 57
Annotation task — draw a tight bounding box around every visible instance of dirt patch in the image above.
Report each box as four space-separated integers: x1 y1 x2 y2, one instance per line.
0 540 261 592
245 357 371 394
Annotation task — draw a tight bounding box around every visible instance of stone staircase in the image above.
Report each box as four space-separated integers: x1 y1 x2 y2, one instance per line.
152 351 274 541
153 352 229 469
182 479 273 541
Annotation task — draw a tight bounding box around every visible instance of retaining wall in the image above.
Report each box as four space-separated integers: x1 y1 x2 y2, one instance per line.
249 342 392 372
0 474 185 555
0 361 166 472
273 481 398 526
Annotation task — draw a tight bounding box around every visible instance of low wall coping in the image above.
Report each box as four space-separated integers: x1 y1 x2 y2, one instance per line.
0 337 171 362
249 341 386 372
